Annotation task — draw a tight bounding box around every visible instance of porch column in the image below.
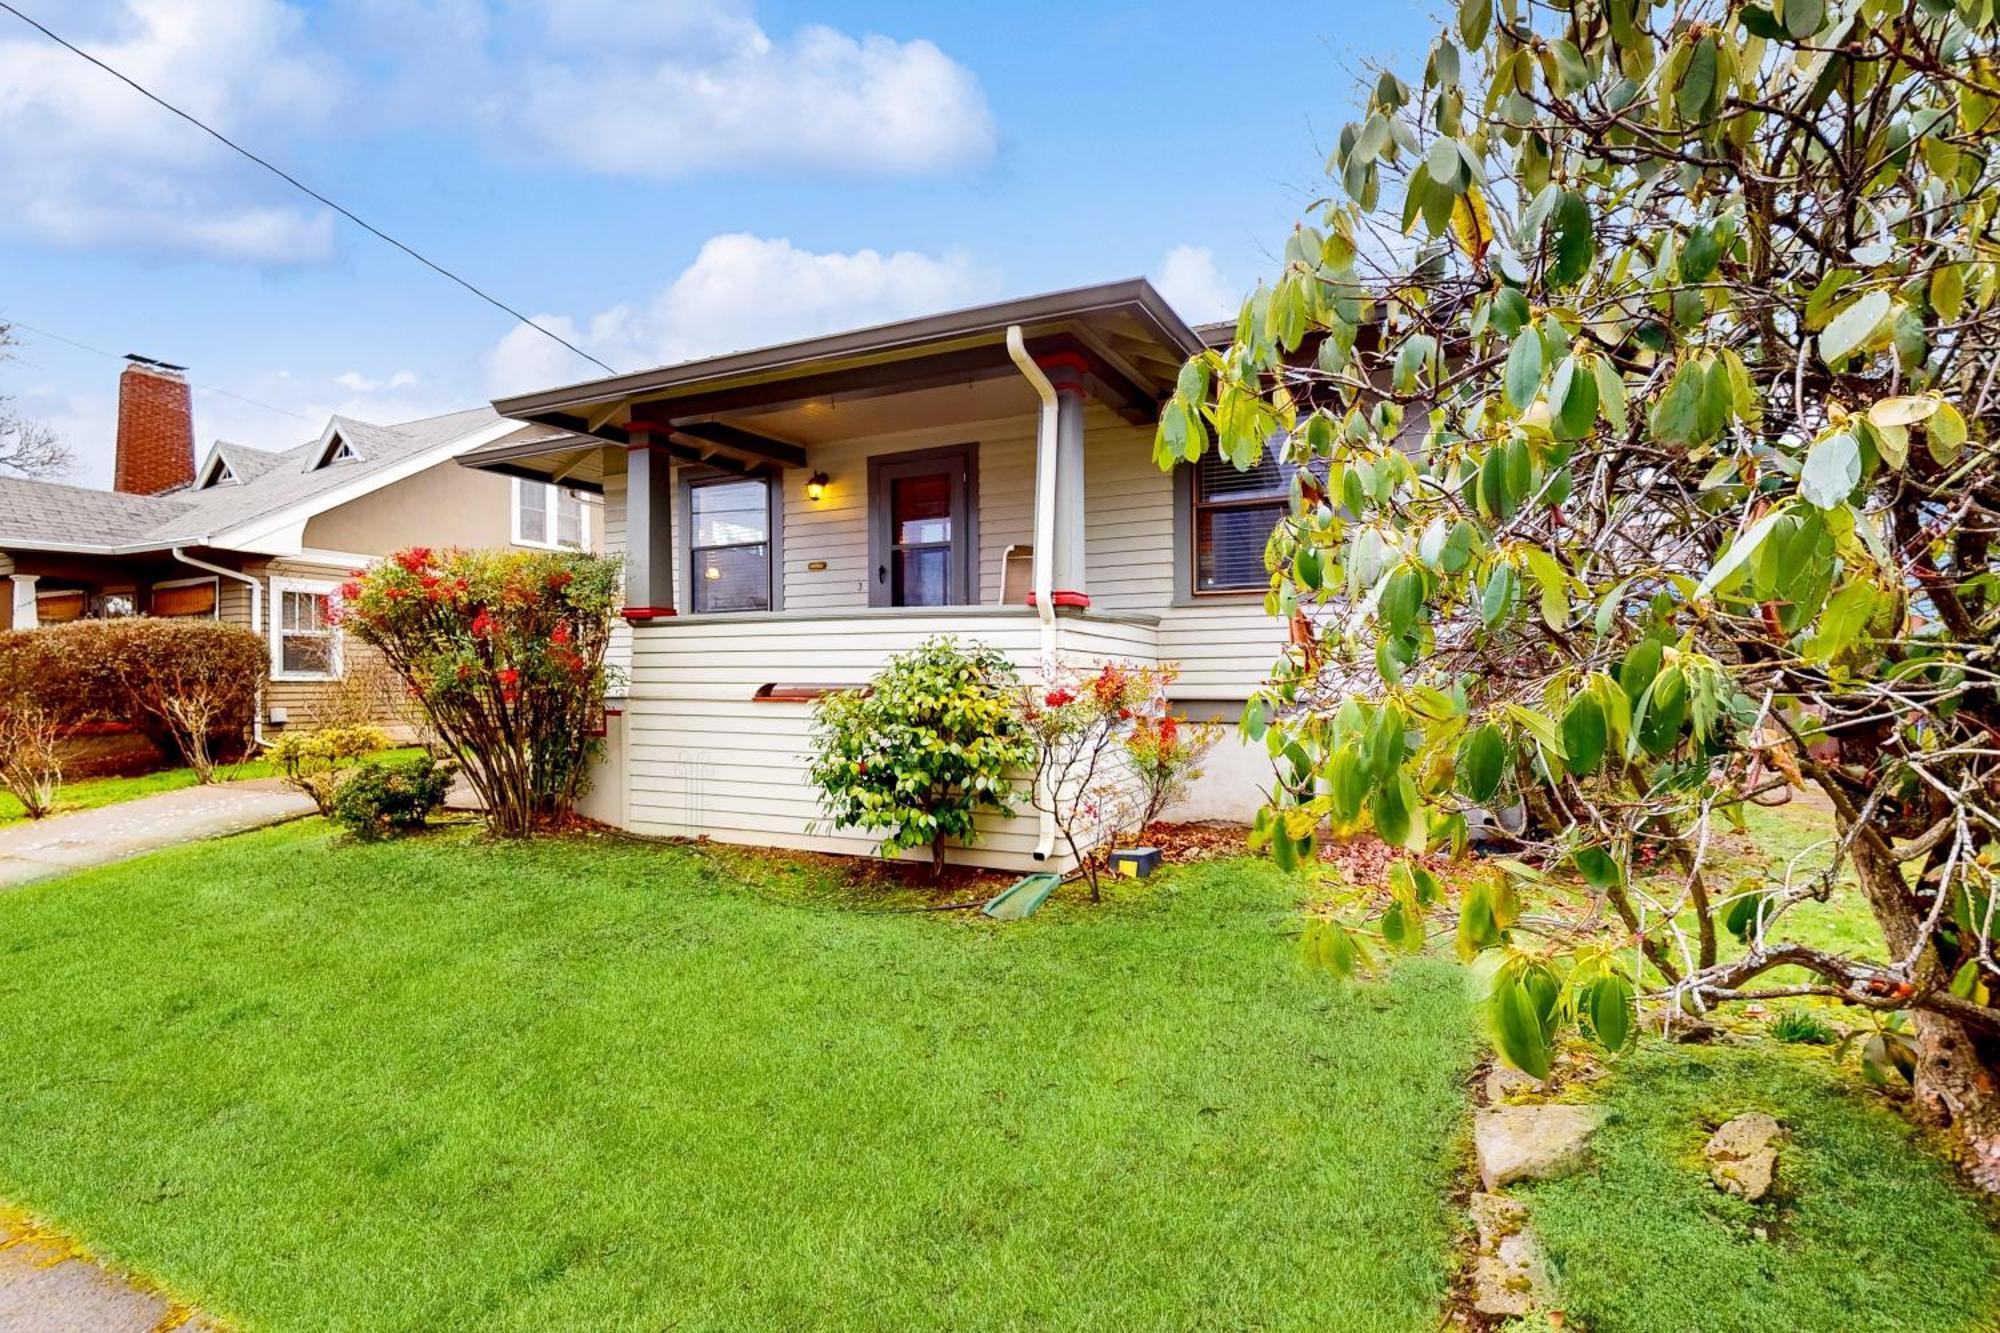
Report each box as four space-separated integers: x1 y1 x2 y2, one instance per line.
9 574 38 630
1044 355 1090 608
622 432 676 621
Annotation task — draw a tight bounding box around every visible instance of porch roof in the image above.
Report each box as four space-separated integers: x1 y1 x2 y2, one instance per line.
467 278 1205 483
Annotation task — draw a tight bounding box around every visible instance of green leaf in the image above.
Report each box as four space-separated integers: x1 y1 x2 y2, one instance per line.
1800 433 1862 510
1592 356 1629 429
1588 974 1634 1050
1490 287 1530 339
1819 290 1891 366
1457 879 1504 959
1697 506 1790 598
1330 744 1368 822
1804 580 1877 663
1677 35 1717 121
1491 978 1552 1079
1619 639 1662 707
1481 563 1516 627
1561 693 1607 775
1636 665 1688 757
1927 401 1967 465
1574 845 1623 889
1426 136 1466 189
1782 0 1826 38
1459 723 1507 802
1723 890 1767 942
1548 191 1594 288
1373 769 1414 846
1458 0 1492 48
1504 326 1544 411
1551 356 1599 439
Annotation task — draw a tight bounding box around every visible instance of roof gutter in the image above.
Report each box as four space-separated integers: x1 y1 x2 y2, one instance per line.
1006 325 1060 865
172 547 266 747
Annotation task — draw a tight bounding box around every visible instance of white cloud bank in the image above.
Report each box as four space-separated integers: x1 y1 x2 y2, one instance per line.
1153 245 1240 324
485 233 997 395
0 0 338 263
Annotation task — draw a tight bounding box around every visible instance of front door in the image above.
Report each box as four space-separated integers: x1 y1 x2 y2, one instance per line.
869 445 974 607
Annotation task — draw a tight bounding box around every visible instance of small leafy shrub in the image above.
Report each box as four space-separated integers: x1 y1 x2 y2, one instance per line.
808 636 1033 876
0 619 265 779
1015 660 1177 899
331 753 456 841
266 725 390 816
339 547 621 836
1769 1007 1839 1046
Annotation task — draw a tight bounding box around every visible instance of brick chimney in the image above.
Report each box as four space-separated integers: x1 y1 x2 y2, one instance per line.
114 356 195 495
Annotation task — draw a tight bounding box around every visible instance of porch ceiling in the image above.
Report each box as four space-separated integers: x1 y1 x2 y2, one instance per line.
466 279 1199 481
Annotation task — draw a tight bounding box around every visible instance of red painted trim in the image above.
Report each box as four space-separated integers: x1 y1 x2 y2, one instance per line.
1025 590 1091 609
1035 351 1091 375
621 606 678 620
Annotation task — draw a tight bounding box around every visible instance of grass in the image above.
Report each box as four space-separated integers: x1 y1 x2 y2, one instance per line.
0 748 427 825
0 824 1477 1332
1522 1044 2000 1333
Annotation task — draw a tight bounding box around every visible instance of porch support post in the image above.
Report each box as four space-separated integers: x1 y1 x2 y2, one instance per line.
9 574 39 630
622 433 676 621
1044 355 1090 609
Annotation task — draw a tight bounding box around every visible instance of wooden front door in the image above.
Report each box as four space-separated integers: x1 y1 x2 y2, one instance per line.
868 445 975 607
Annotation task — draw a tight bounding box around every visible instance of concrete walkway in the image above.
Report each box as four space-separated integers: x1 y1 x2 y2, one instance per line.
1 1210 222 1332
0 778 314 890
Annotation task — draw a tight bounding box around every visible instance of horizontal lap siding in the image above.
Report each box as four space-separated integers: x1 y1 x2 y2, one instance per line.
625 613 1058 868
601 472 633 689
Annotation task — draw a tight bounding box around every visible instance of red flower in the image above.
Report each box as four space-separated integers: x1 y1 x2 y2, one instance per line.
497 668 518 686
338 580 362 601
546 570 574 591
1045 687 1075 708
470 608 496 638
394 546 433 573
551 622 572 645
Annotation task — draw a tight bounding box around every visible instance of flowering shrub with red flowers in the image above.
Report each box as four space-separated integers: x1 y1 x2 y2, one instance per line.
1014 659 1181 899
1123 691 1223 830
339 546 622 836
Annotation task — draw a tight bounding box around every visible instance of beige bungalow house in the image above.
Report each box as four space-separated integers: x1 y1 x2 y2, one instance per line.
465 279 1291 870
0 357 597 738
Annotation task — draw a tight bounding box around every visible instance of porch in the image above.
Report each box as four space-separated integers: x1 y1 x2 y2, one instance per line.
469 280 1278 865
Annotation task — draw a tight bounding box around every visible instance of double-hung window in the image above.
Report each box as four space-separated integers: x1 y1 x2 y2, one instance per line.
1190 452 1306 593
689 476 772 613
271 577 341 680
514 478 588 550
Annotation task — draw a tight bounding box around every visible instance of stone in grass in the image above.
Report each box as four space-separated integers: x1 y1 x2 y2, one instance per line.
1468 1192 1555 1317
1484 1061 1545 1103
1706 1111 1786 1202
1475 1103 1610 1191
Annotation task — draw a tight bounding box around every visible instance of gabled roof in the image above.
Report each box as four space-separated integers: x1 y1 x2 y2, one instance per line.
0 405 517 556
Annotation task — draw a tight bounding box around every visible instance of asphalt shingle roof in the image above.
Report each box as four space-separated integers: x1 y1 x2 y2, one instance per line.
0 405 501 553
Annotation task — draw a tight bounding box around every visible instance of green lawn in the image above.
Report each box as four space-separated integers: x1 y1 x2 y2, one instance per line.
0 824 1478 1332
0 749 428 825
1525 1044 2000 1333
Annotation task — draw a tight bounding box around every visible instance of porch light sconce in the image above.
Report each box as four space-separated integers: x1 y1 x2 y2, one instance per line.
805 471 829 502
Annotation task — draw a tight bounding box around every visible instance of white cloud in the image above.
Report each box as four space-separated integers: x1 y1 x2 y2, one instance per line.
334 369 421 393
485 233 998 396
1153 246 1240 324
494 4 995 176
0 0 340 263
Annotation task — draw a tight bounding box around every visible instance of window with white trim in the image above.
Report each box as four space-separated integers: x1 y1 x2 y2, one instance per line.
689 476 772 612
513 477 588 550
271 578 342 680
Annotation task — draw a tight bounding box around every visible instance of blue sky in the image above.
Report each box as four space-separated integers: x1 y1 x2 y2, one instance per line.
0 0 1436 485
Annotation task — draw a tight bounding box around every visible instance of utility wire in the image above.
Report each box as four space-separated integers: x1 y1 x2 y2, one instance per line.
0 312 315 423
0 1 618 378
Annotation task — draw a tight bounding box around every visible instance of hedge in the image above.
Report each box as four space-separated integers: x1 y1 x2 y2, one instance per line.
0 618 267 755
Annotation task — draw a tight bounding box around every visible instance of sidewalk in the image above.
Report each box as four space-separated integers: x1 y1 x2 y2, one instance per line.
0 779 315 890
0 1209 222 1332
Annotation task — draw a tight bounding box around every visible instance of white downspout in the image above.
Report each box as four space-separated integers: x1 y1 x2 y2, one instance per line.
172 547 266 747
1006 325 1060 862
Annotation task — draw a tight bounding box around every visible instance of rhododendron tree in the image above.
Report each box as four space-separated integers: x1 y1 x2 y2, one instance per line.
339 547 621 836
1153 0 2000 1184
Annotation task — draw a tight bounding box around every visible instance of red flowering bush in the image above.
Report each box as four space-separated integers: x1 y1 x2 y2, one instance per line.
339 546 622 836
1124 699 1222 829
1015 659 1178 899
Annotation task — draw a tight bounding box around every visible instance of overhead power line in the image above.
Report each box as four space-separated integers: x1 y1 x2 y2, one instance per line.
1 311 315 423
0 1 617 378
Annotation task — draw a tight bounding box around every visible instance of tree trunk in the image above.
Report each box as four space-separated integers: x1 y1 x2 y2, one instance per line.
1844 818 2000 1192
1910 1011 2000 1193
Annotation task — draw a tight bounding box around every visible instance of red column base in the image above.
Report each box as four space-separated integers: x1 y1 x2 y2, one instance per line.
621 606 678 621
1025 590 1090 609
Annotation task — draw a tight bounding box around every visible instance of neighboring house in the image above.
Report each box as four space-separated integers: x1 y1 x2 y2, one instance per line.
0 357 597 736
464 279 1288 870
